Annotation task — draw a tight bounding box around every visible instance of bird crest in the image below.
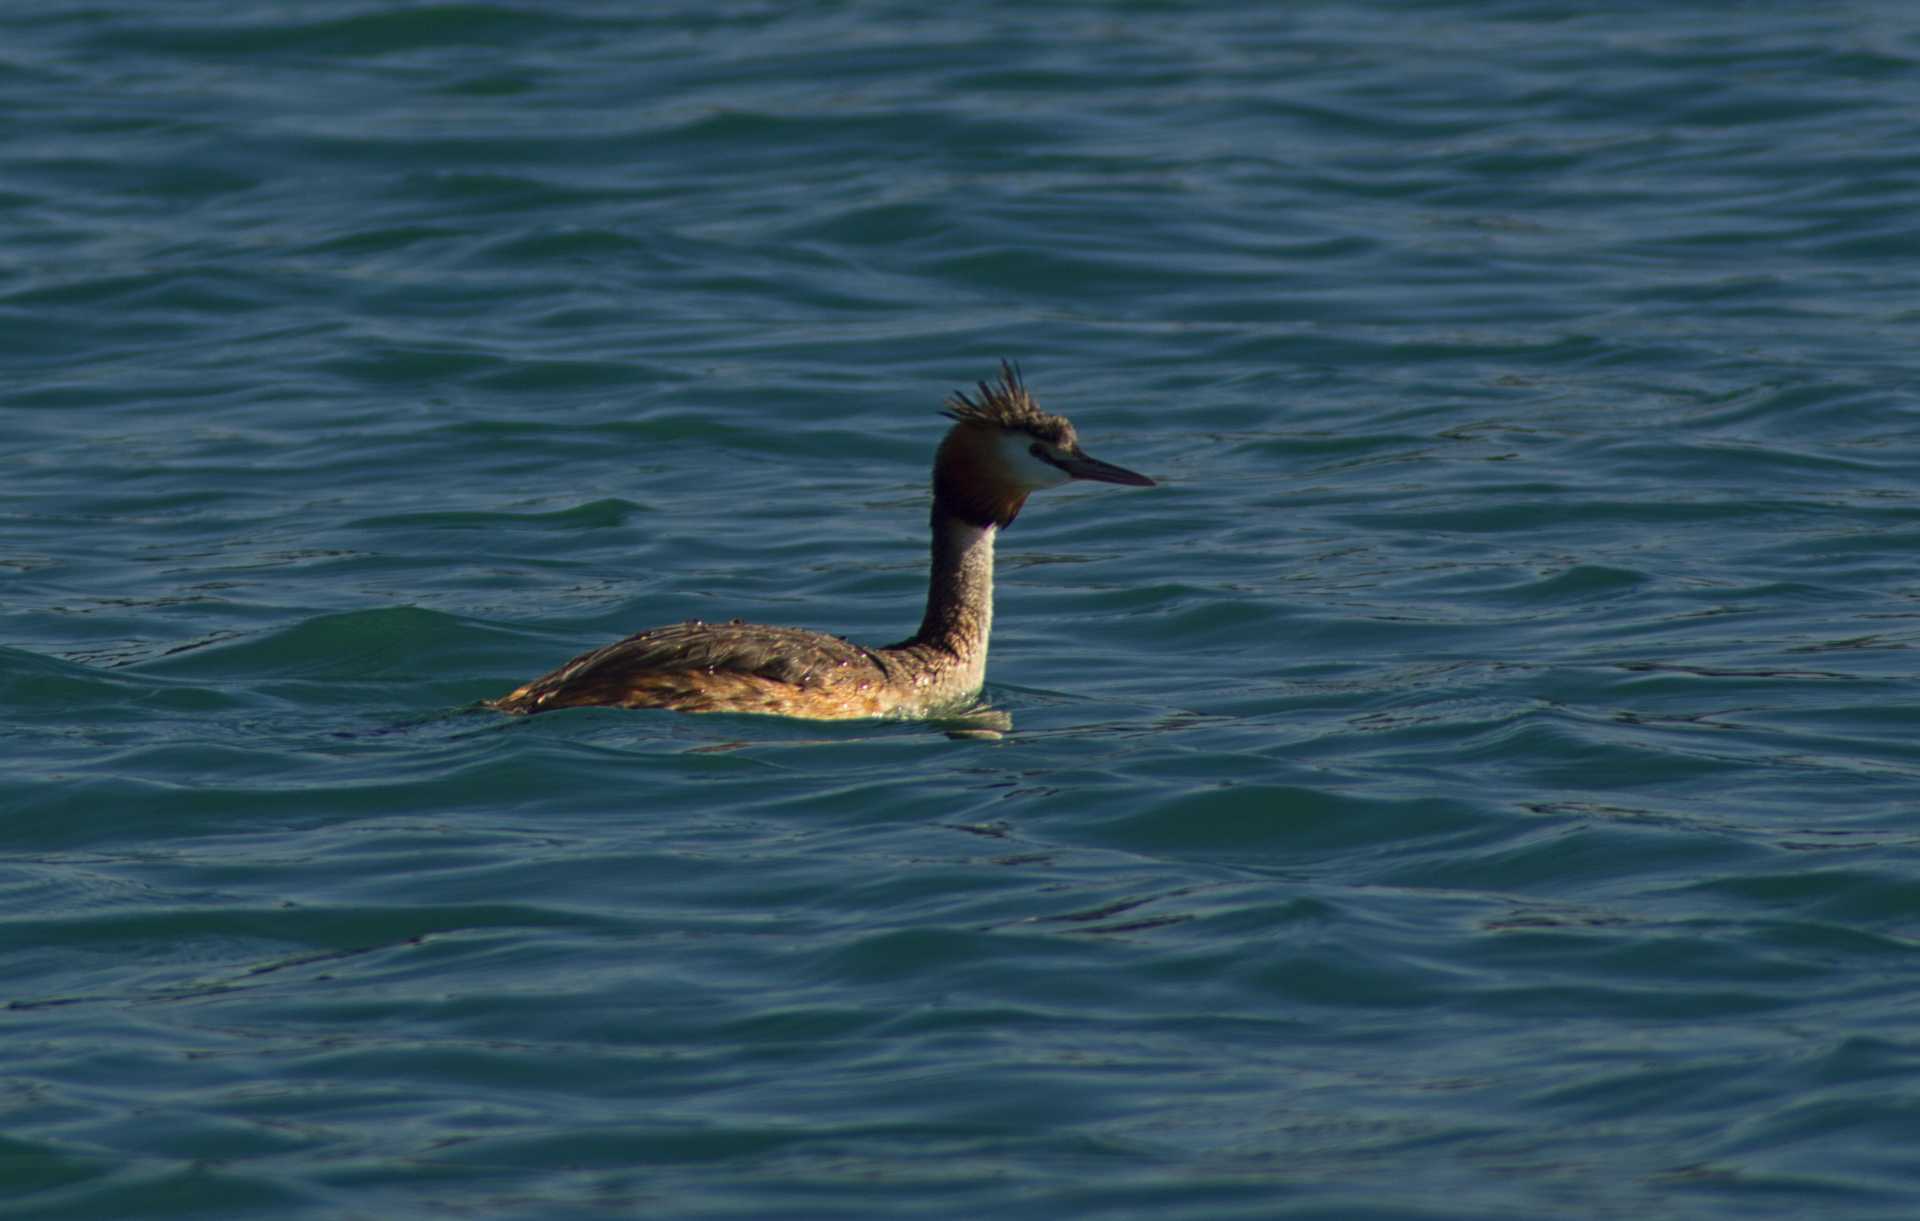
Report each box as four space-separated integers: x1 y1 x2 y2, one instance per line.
943 361 1073 446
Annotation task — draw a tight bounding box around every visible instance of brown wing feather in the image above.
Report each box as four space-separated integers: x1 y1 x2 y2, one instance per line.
488 620 896 715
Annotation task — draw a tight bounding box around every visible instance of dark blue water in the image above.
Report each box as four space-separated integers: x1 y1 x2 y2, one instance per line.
7 4 1920 1217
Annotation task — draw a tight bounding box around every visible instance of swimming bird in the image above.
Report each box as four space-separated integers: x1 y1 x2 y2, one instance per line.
487 363 1154 719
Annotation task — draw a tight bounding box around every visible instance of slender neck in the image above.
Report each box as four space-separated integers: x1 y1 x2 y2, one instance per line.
909 502 997 659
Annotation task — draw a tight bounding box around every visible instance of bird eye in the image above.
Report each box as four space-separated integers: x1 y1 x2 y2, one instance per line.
1029 442 1047 459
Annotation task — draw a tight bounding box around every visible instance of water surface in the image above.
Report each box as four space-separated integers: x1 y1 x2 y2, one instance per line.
6 3 1920 1218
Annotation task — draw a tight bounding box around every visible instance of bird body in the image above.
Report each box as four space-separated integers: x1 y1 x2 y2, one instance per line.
488 364 1152 719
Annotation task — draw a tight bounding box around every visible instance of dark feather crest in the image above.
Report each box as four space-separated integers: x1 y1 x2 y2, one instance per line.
943 360 1073 445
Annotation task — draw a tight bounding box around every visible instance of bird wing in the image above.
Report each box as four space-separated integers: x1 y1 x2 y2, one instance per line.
491 620 896 713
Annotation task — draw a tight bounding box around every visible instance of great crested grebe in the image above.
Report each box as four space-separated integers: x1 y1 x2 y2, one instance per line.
487 363 1154 720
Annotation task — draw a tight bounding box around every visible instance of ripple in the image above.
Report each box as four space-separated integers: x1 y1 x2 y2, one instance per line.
6 3 1920 1217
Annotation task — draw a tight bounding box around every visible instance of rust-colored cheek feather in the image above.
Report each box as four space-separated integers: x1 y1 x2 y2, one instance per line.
933 425 1029 529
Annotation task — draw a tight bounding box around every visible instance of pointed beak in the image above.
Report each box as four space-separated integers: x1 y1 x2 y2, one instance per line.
1057 448 1155 487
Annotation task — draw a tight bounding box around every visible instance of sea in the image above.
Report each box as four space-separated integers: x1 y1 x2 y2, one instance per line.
6 3 1920 1218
